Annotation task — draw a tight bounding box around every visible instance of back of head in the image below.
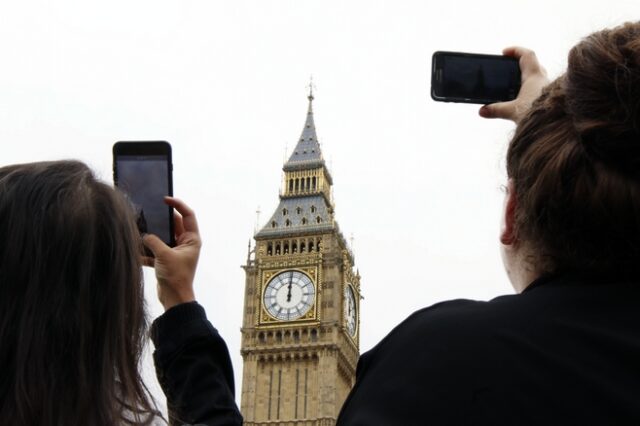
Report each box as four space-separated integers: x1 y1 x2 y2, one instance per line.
0 161 156 425
507 22 640 278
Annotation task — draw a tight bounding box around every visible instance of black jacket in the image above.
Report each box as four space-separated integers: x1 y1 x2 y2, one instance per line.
337 275 640 425
151 302 243 426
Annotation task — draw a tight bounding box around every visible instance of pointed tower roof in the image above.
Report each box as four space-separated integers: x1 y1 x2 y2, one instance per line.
255 89 335 239
283 91 324 171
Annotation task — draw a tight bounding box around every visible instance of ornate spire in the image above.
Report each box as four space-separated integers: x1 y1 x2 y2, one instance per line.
256 87 334 238
284 83 323 170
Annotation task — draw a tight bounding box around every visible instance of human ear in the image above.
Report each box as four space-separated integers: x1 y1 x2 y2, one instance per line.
500 180 517 246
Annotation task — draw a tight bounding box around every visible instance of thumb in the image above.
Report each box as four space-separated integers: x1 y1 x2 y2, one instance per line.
479 101 518 121
142 234 170 258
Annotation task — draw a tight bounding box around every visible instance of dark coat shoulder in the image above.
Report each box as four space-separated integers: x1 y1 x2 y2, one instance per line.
338 277 640 425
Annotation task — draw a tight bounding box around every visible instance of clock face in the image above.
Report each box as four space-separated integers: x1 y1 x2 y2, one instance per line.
263 270 316 321
344 284 357 337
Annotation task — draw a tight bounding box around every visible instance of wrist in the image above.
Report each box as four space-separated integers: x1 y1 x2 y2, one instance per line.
161 290 196 311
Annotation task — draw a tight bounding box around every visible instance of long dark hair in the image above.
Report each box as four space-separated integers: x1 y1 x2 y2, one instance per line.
507 22 640 278
0 161 158 424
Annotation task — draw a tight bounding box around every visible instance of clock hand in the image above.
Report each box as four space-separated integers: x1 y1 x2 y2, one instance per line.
287 272 293 302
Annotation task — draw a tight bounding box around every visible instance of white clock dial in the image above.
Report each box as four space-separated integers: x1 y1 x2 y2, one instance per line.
344 284 357 337
264 270 315 321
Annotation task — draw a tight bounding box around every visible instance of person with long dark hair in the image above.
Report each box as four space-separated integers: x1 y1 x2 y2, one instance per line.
337 22 640 424
0 161 242 425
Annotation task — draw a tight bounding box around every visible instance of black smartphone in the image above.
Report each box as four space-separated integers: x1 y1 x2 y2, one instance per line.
431 51 521 104
112 141 175 248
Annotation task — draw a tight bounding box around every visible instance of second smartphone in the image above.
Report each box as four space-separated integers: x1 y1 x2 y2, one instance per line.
113 141 175 248
431 51 521 104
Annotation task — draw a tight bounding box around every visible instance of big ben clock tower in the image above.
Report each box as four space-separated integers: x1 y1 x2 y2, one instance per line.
240 90 361 425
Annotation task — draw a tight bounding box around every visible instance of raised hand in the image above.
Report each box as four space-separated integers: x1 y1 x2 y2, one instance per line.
479 46 550 124
142 197 201 311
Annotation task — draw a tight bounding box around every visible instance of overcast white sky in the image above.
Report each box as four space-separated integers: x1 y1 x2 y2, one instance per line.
2 0 638 410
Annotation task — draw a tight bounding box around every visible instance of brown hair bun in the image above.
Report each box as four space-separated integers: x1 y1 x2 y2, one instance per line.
506 21 640 278
565 22 640 175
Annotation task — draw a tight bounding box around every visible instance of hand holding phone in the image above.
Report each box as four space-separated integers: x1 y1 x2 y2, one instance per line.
478 46 550 123
113 141 175 248
431 51 521 104
142 197 200 311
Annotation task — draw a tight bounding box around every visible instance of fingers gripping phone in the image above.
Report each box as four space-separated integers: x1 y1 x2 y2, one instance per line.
431 51 521 104
112 141 175 249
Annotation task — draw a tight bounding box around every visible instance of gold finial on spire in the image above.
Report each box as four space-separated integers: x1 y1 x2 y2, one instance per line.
350 233 356 256
307 75 316 101
254 206 261 234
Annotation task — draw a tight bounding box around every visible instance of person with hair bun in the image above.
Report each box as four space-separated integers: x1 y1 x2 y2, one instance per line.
338 21 640 425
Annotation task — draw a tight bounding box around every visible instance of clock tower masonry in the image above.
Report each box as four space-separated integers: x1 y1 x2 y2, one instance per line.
240 90 361 425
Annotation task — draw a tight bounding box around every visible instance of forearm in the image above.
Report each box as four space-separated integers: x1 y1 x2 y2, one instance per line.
151 302 242 426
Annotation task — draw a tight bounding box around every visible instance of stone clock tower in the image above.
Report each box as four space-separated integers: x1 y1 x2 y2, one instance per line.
240 91 361 426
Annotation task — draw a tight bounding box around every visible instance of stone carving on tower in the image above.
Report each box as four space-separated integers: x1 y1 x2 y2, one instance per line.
241 89 361 426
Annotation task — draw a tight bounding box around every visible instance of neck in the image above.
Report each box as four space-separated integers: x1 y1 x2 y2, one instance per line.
503 244 542 293
511 262 540 293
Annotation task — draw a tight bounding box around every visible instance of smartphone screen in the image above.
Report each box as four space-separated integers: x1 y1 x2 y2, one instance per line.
431 51 520 104
113 141 174 247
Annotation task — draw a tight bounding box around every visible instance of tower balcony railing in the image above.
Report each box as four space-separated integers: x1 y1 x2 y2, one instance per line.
279 187 328 197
